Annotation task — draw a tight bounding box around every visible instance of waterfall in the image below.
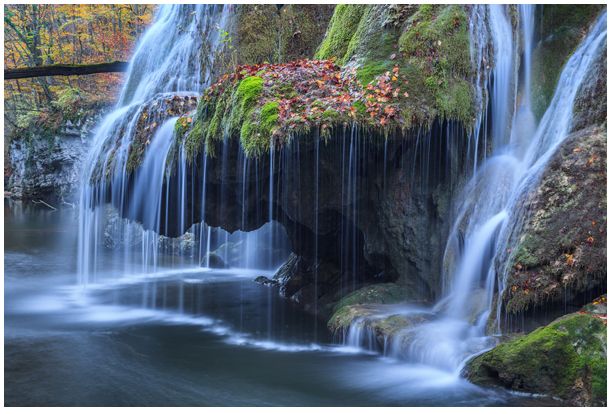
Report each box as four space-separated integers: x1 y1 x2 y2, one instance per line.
78 5 231 283
435 8 605 368
488 5 516 149
78 4 292 286
342 7 606 373
76 2 606 374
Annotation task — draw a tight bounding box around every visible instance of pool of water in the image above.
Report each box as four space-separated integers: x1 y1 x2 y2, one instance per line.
4 201 559 406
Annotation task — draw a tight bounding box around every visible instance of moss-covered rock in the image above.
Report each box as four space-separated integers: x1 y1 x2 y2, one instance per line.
215 4 334 73
531 5 605 119
89 94 198 181
571 35 607 132
465 312 607 406
502 126 606 316
180 59 425 158
327 283 413 334
314 5 370 64
332 283 408 313
397 5 473 124
315 4 475 128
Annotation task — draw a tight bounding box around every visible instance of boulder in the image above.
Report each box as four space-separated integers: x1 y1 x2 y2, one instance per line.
499 126 606 323
254 275 280 287
465 310 607 406
200 252 227 269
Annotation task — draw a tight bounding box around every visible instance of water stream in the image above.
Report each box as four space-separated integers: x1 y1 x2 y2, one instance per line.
342 6 607 373
5 4 606 407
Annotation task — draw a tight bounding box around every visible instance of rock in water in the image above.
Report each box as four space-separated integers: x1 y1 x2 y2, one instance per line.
464 311 607 407
201 253 227 269
254 276 280 287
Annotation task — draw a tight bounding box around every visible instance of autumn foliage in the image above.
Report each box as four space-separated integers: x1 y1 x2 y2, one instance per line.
202 58 415 144
4 4 154 137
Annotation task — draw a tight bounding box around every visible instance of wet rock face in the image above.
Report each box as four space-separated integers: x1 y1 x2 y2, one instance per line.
465 311 607 407
571 38 607 132
501 126 606 324
205 125 470 314
102 120 473 315
5 116 99 203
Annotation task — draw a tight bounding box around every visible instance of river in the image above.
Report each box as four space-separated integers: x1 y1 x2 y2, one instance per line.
4 201 561 406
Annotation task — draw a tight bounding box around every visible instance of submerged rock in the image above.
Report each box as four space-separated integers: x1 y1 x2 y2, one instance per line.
464 311 607 406
254 275 280 287
200 252 227 269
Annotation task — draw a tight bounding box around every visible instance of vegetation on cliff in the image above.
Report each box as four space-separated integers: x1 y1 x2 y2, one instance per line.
229 4 334 67
179 59 424 158
174 4 476 160
531 5 605 119
316 4 474 127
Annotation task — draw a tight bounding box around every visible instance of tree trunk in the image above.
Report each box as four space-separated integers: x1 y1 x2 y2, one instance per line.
5 61 129 79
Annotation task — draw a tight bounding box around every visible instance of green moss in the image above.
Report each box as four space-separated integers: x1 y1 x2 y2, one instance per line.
187 76 267 158
512 234 541 269
436 80 473 125
333 283 405 313
232 76 264 131
356 60 394 85
373 314 410 336
232 5 333 67
352 100 367 116
235 5 279 64
466 313 607 405
261 101 280 130
240 100 280 157
315 5 368 62
398 5 473 127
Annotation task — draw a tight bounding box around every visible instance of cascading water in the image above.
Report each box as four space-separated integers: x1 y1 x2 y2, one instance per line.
78 4 289 289
76 0 605 379
342 6 607 374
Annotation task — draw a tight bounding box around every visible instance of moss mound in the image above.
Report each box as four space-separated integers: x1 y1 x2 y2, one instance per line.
180 59 427 158
315 4 474 127
465 312 607 406
314 5 369 64
327 283 407 332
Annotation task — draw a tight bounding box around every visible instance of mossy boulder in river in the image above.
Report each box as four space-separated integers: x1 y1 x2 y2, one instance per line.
328 284 407 332
326 283 434 351
465 311 607 406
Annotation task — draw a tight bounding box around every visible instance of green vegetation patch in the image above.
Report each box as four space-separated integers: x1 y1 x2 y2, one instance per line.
397 5 473 127
314 5 369 64
502 128 606 315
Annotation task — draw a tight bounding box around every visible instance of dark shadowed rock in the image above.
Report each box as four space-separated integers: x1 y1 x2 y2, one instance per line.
254 275 280 287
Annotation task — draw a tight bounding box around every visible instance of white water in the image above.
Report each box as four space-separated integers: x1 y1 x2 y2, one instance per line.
78 5 289 286
76 3 606 380
343 7 607 374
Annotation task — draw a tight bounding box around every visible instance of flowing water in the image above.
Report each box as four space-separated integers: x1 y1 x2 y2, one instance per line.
5 201 557 406
5 4 606 407
341 5 607 372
